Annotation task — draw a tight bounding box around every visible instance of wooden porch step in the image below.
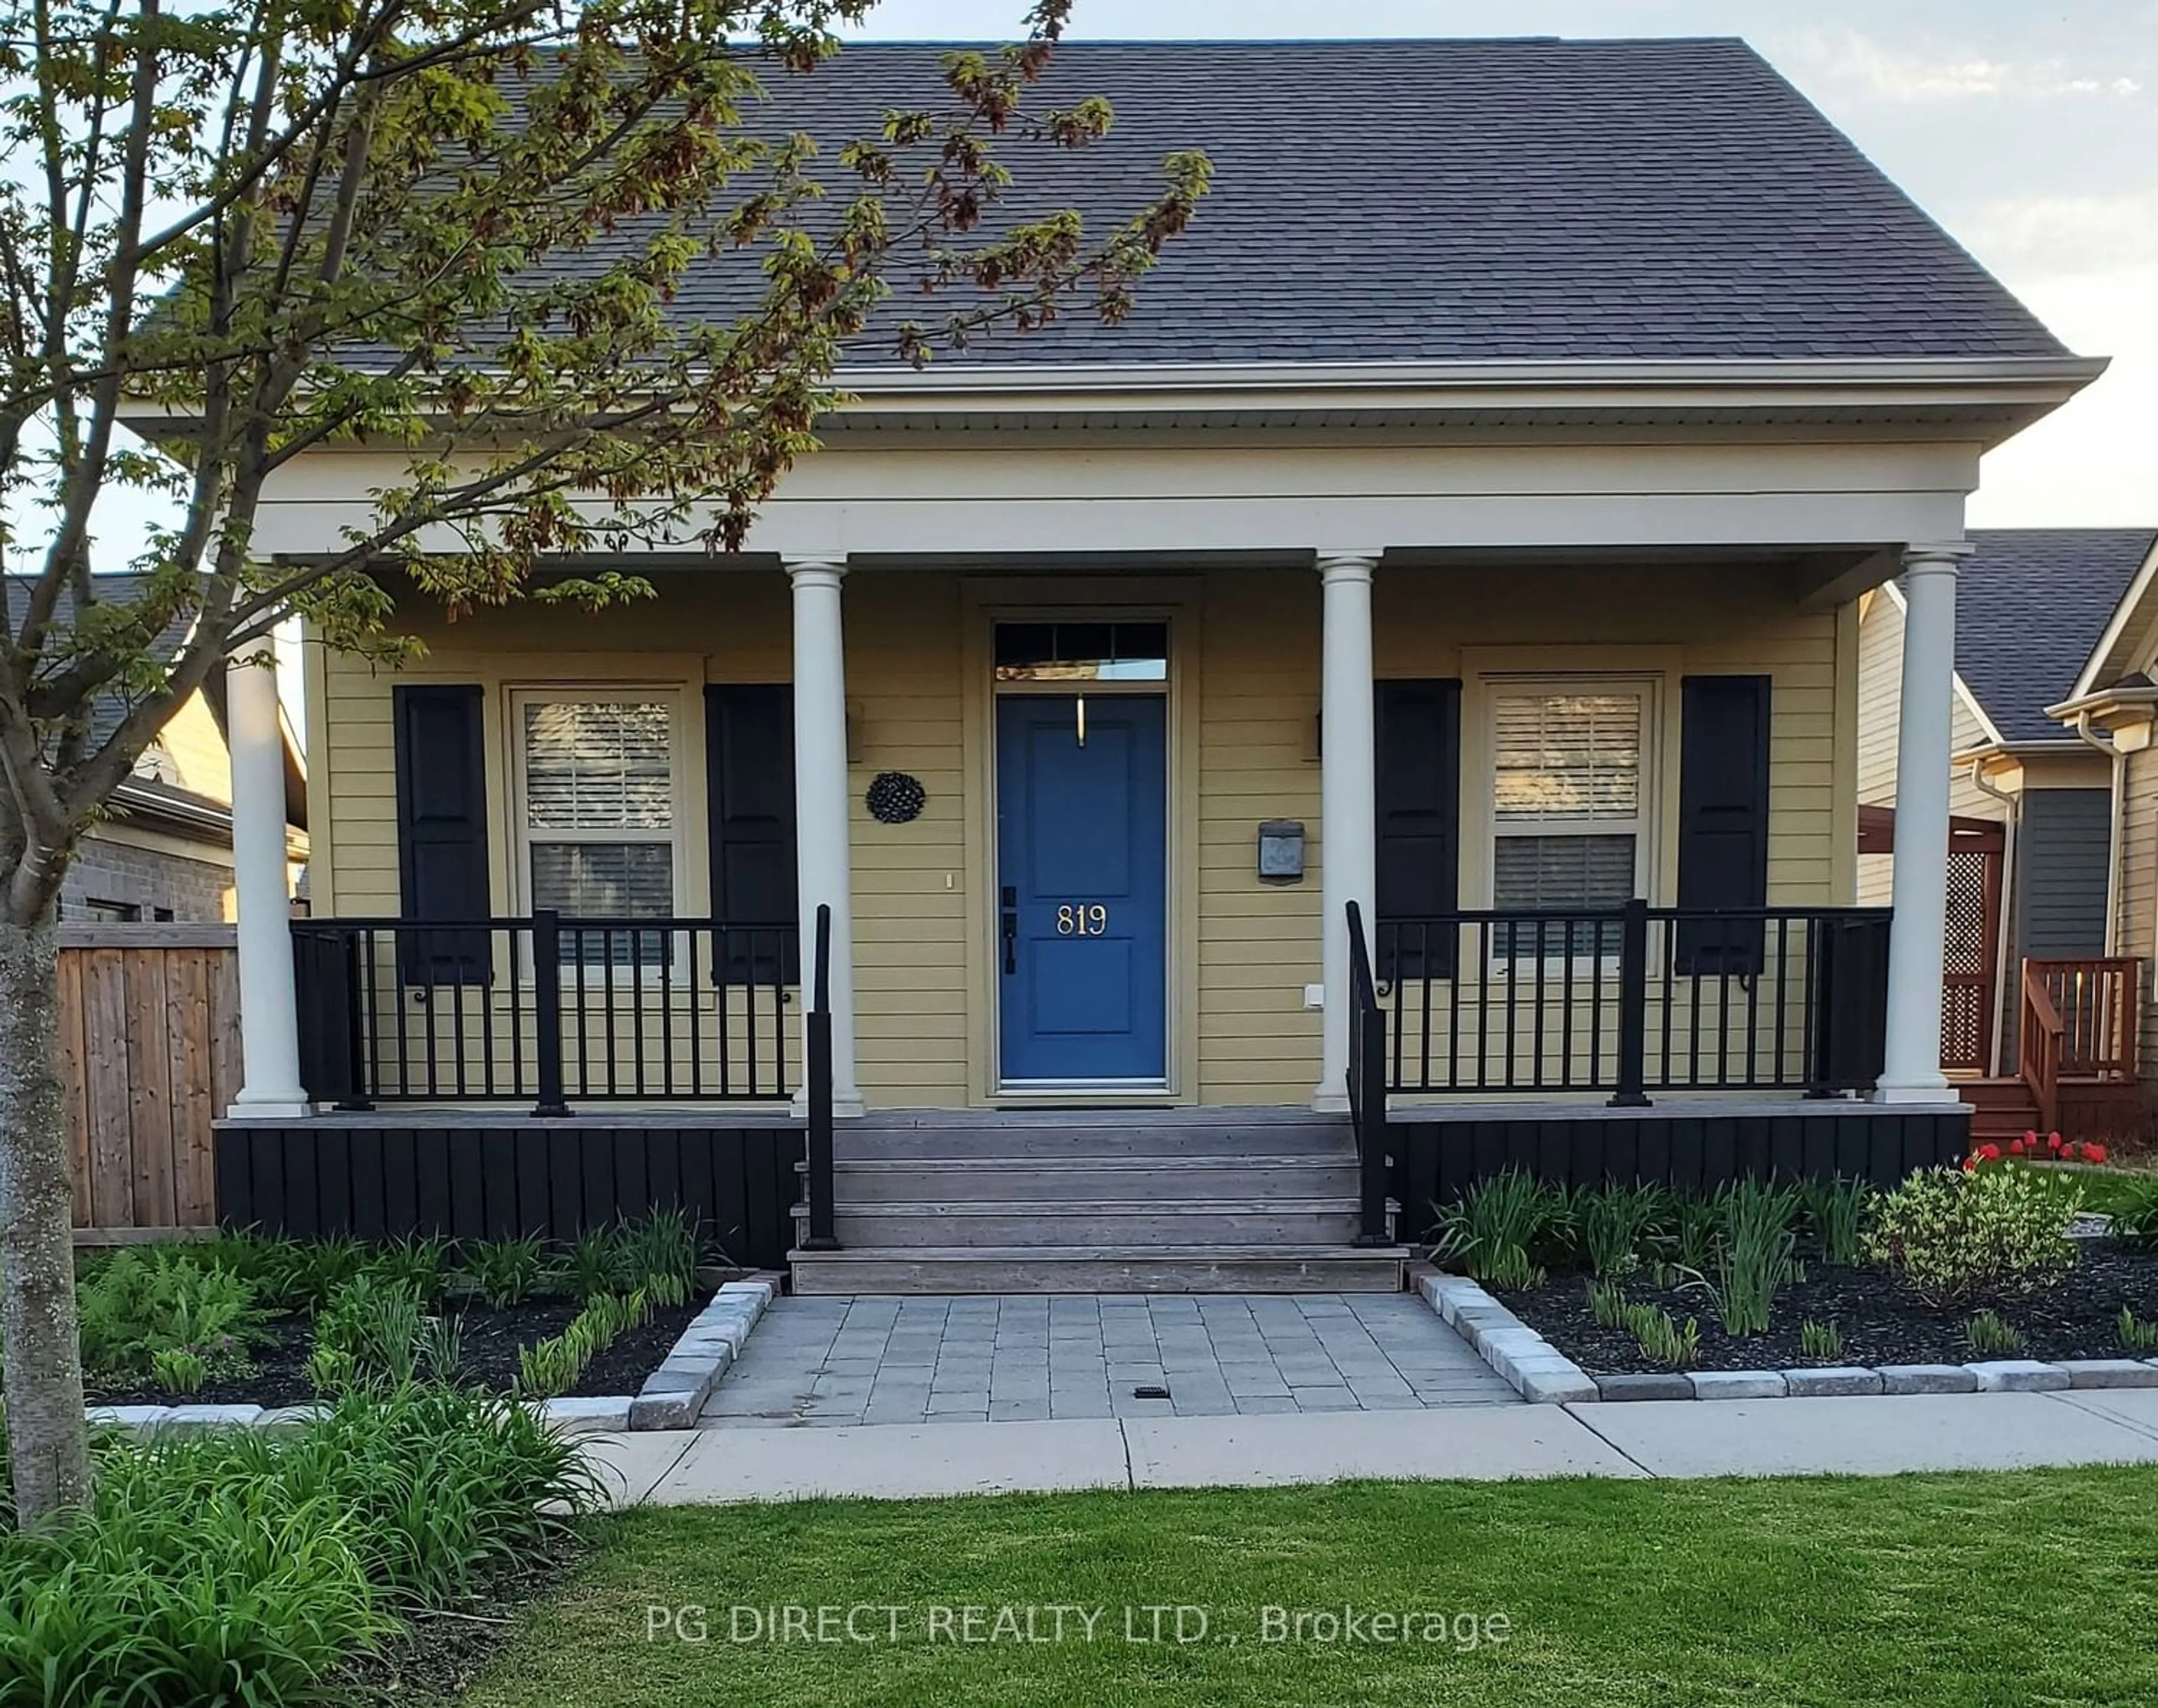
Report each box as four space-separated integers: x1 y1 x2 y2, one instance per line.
804 1156 1362 1203
836 1111 1355 1163
793 1197 1383 1248
786 1244 1411 1295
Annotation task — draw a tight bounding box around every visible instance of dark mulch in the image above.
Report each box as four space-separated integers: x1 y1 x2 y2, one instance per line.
1496 1243 2158 1374
84 1297 706 1409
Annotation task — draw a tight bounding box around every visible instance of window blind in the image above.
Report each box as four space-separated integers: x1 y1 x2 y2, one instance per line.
522 701 673 831
1493 692 1642 823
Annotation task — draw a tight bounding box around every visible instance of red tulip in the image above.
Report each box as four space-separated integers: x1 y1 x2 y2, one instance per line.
2047 1133 2065 1151
2009 1138 2026 1156
2086 1144 2109 1165
1978 1144 2003 1162
1963 1156 1980 1174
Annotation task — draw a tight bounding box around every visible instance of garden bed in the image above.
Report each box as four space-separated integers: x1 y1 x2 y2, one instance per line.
71 1211 727 1412
83 1296 707 1410
1496 1242 2158 1375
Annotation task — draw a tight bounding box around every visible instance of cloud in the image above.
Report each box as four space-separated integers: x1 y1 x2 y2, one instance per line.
1778 28 2144 101
1961 192 2158 273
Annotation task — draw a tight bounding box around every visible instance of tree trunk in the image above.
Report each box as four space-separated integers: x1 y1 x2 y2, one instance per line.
0 914 91 1525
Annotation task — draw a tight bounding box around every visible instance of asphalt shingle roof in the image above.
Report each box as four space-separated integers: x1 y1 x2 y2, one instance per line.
1957 529 2158 743
542 36 2068 367
3 575 194 753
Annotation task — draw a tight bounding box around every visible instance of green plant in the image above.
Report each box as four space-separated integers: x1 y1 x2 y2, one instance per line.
515 1288 653 1398
76 1249 266 1384
616 1207 699 1307
1866 1165 2082 1308
1651 1191 1724 1275
0 1385 599 1704
1798 1319 1844 1362
359 1235 450 1306
2106 1177 2158 1249
148 1347 210 1396
561 1225 630 1304
460 1233 552 1308
1430 1173 1568 1290
310 1274 460 1393
2119 1307 2158 1354
1571 1183 1666 1277
1586 1278 1630 1330
1799 1177 1872 1266
1620 1302 1699 1369
1707 1179 1801 1337
1965 1310 2025 1357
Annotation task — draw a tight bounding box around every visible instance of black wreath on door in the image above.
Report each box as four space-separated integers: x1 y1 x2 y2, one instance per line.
866 771 926 824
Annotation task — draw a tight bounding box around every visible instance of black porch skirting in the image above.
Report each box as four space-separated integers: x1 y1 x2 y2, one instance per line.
214 1118 800 1269
1390 1104 1971 1243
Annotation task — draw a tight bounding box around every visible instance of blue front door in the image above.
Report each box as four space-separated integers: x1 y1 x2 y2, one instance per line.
996 694 1168 1084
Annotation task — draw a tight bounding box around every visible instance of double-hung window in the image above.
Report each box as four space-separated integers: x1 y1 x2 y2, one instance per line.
513 692 681 965
1490 682 1650 958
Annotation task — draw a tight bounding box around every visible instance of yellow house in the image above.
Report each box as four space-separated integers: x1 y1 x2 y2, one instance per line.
207 38 2097 1292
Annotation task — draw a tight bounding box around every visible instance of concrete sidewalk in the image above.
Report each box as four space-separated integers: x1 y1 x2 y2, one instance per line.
579 1385 2158 1507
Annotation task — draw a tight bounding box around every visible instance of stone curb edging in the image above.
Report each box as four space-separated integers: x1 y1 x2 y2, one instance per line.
1412 1267 2158 1405
628 1277 778 1430
84 1272 787 1438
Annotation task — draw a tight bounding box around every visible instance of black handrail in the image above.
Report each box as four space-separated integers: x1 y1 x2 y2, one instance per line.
800 903 840 1252
1344 900 1392 1246
1373 903 1893 1102
291 914 798 1112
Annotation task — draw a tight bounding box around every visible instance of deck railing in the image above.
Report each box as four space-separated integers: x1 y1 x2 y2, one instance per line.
2020 955 2141 1135
1374 903 1893 1102
292 913 797 1113
1344 901 1392 1245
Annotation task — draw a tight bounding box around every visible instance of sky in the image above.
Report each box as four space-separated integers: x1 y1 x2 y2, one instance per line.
842 0 2158 526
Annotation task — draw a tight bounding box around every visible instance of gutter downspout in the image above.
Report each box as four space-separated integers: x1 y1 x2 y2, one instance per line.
1970 758 2019 1076
2070 713 2126 956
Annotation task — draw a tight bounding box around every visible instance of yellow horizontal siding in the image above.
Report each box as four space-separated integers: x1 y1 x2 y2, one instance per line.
311 559 1863 1113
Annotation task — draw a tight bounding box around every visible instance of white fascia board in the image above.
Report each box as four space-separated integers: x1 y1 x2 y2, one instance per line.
2069 533 2158 700
118 354 2108 438
1882 577 2007 749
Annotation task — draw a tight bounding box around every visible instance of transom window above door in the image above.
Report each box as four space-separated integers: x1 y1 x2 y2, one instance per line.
1490 684 1651 922
994 621 1168 681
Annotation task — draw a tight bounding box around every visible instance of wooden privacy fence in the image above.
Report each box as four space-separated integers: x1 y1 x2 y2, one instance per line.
56 924 239 1239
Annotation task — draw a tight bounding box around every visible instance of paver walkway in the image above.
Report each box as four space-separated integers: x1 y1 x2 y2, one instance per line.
699 1292 1516 1426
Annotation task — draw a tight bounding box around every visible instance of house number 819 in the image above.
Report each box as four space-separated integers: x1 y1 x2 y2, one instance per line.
1057 905 1109 936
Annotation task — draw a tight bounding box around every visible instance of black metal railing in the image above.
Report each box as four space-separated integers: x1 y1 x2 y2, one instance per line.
1344 901 1392 1245
1375 903 1892 1103
799 903 840 1251
292 912 797 1113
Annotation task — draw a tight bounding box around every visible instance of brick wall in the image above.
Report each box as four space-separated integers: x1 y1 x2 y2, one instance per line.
62 834 233 923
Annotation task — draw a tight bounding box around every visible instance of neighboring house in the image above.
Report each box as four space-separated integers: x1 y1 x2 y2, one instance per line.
4 576 309 923
2040 538 2158 1130
194 38 2103 1291
1855 530 2157 1102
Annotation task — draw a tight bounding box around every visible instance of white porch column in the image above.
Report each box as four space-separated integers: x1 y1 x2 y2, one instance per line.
1314 550 1381 1112
226 646 307 1116
786 557 863 1116
1877 542 1974 1103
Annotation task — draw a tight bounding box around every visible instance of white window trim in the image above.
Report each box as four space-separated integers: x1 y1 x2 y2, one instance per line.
1477 672 1663 969
506 687 691 940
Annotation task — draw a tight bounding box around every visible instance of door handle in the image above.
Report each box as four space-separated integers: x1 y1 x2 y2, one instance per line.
1001 910 1018 975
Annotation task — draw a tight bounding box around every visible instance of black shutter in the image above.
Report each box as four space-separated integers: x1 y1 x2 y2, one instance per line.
392 684 490 984
1674 675 1772 975
706 685 799 984
1375 679 1462 980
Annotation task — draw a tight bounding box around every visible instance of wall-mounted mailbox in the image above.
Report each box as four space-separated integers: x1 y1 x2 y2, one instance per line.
1257 819 1306 884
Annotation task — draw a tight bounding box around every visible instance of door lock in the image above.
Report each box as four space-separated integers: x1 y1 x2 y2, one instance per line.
1000 886 1018 975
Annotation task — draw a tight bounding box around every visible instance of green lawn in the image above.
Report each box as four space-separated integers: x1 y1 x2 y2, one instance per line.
463 1468 2158 1706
